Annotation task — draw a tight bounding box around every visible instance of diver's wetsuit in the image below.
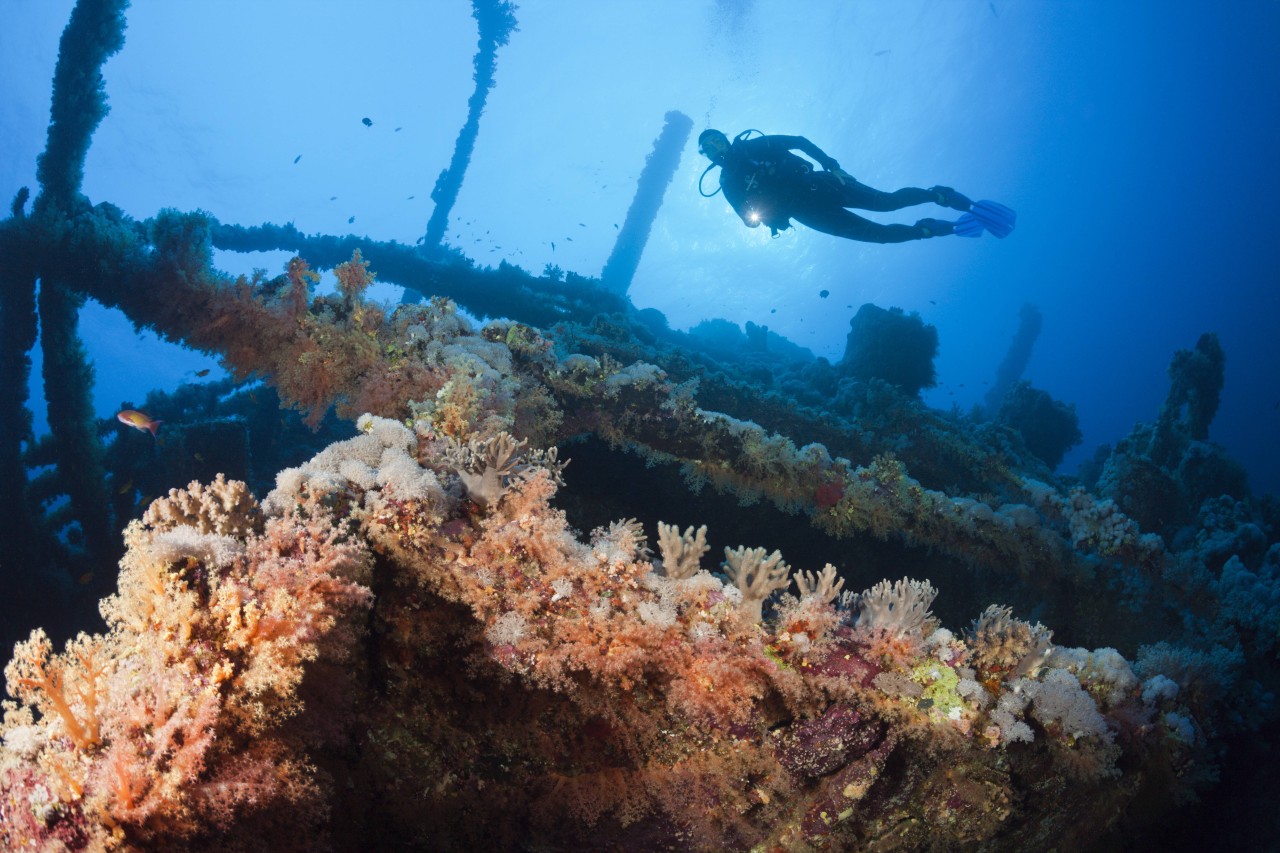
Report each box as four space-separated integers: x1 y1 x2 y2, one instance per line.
718 134 939 243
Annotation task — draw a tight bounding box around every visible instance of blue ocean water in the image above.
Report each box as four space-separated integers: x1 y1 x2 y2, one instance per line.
4 1 1278 498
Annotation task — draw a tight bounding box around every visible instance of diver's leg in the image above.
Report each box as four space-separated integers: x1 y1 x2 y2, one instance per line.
833 176 936 212
791 206 926 244
809 173 969 212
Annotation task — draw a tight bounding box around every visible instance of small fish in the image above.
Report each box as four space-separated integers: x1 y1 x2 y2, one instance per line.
929 300 936 305
819 289 829 298
348 216 356 224
117 478 133 495
395 126 403 132
194 452 205 462
78 572 94 586
194 368 210 377
117 409 162 436
874 49 891 56
362 117 373 127
565 236 573 242
578 223 586 227
407 195 415 200
613 223 619 229
770 308 777 313
989 2 998 16
293 154 302 164
551 242 556 251
330 196 338 201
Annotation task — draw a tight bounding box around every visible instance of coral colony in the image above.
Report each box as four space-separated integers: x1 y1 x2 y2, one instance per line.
2 2 1279 851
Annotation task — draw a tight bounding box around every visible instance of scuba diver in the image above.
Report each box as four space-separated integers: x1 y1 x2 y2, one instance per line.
697 128 1015 243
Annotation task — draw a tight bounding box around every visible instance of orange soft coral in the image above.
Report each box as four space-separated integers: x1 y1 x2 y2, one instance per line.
0 422 1194 851
1 479 373 849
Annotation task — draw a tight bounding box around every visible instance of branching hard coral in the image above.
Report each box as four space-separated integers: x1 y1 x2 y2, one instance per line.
444 430 527 509
853 577 938 637
441 430 566 510
655 521 708 580
850 577 939 668
794 563 845 604
722 545 792 622
590 517 650 569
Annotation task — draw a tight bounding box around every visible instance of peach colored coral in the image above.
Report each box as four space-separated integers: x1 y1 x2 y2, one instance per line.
0 426 1193 850
1 479 372 849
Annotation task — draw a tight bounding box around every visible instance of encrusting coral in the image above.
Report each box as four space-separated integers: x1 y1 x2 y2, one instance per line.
0 415 1206 850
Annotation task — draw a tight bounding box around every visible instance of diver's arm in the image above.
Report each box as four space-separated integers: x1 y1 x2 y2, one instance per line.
768 135 840 172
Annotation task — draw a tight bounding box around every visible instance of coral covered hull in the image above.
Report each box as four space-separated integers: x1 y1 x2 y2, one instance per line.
1 419 1199 850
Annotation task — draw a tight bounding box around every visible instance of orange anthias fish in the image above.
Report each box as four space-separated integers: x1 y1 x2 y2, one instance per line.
116 409 163 436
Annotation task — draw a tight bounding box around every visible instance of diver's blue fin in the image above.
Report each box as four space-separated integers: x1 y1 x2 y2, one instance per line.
969 200 1016 238
953 212 984 237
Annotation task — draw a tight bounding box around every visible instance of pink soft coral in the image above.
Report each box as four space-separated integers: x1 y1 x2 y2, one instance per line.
0 480 372 849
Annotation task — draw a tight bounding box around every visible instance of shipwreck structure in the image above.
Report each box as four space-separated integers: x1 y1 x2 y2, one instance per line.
0 2 1277 850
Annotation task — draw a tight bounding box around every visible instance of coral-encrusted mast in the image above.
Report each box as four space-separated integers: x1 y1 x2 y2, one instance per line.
0 417 1198 849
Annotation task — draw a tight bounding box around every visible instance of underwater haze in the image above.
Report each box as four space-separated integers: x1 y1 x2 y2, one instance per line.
3 0 1279 498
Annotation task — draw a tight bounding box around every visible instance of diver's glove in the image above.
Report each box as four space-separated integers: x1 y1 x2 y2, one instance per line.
930 185 972 211
915 218 956 238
